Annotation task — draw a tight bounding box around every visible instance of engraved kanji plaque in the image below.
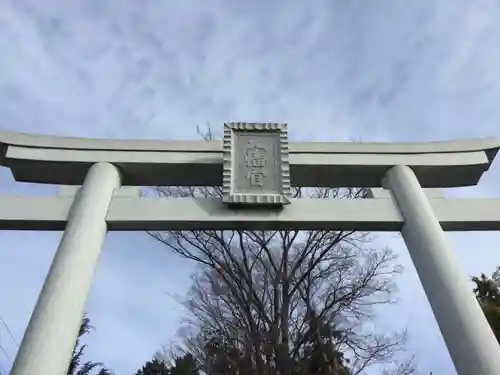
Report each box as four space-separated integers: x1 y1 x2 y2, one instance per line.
222 122 291 206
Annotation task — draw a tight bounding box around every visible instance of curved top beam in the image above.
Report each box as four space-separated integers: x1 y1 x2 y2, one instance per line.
0 129 499 159
1 129 499 187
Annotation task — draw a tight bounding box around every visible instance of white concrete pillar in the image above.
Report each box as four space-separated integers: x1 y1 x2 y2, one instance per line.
383 165 500 375
11 162 121 375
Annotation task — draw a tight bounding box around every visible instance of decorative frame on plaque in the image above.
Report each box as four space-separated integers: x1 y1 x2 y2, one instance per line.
222 122 292 206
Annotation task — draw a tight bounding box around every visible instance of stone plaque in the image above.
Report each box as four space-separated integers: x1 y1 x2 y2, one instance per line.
222 122 291 205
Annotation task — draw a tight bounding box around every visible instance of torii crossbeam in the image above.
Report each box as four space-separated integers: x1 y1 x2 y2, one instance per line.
1 124 500 375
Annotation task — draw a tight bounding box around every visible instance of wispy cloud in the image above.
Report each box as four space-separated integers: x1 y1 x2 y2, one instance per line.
1 0 500 374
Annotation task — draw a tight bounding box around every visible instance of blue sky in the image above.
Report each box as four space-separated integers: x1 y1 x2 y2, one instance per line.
1 0 500 374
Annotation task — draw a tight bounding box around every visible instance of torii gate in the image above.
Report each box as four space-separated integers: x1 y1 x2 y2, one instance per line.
2 123 500 375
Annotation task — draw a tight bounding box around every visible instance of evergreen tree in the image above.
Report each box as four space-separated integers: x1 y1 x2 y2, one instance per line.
169 353 198 375
136 354 198 375
298 309 351 375
473 273 500 343
67 314 113 375
200 331 251 375
135 358 169 375
189 312 351 375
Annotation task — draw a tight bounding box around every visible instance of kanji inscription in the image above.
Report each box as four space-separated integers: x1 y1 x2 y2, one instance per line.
222 123 291 206
245 139 268 187
234 134 280 194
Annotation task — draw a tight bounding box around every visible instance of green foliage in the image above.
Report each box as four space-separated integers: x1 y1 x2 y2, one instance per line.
192 311 351 375
473 272 500 343
135 355 198 375
135 358 170 375
200 331 252 375
67 314 113 375
169 354 198 375
473 273 500 304
295 309 351 375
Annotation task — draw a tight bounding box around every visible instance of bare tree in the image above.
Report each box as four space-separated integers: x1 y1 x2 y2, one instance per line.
148 128 416 375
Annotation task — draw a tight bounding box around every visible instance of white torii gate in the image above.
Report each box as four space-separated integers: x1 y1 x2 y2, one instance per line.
2 123 500 375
